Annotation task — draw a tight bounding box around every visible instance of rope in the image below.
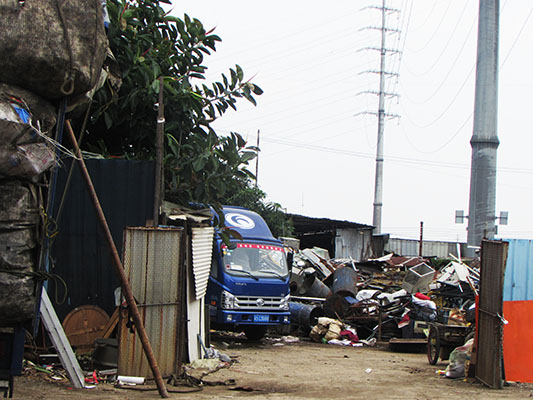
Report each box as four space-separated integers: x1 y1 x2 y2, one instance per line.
55 0 75 95
40 206 59 239
55 97 94 224
0 268 68 305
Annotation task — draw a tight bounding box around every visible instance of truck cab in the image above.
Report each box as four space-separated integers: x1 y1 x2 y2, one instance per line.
207 206 291 340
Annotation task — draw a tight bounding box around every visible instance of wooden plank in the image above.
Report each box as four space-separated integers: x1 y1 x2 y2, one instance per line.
102 308 119 339
389 338 427 344
40 288 85 389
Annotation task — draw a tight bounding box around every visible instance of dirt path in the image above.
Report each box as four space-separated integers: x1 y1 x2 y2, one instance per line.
14 337 533 399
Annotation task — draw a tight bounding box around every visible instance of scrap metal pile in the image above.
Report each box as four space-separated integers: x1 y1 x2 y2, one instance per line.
288 248 478 345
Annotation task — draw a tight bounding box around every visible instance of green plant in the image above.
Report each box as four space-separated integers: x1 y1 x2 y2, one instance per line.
221 180 294 238
83 0 262 217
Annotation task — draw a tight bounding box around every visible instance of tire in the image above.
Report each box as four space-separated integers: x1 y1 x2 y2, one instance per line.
427 324 440 365
244 326 267 341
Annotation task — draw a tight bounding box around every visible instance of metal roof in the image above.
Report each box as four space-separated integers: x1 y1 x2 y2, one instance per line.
288 213 373 234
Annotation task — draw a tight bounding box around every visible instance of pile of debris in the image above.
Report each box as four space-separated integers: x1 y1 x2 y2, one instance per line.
288 248 477 345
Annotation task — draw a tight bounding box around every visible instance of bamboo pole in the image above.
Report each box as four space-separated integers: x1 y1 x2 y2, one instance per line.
65 120 169 398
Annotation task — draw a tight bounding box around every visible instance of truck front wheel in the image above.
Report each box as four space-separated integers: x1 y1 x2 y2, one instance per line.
244 326 267 341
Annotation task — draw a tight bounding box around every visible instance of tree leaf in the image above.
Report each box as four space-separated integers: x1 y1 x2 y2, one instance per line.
236 64 244 81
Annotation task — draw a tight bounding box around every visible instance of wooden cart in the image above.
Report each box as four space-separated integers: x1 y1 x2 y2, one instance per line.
427 322 473 365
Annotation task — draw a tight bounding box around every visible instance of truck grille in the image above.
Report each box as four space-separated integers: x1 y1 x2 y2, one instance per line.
234 295 285 310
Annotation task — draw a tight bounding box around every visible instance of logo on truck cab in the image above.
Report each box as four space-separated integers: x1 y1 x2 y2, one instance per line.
225 213 255 229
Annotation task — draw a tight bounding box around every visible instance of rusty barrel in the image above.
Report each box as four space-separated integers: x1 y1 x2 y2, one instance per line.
304 275 332 298
331 266 358 298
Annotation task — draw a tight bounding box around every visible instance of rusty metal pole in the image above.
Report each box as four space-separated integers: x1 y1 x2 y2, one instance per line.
65 121 169 398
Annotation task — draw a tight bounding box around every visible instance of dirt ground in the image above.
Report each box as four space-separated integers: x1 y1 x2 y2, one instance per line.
13 335 533 400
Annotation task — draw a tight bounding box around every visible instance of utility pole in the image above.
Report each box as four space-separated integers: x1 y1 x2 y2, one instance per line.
466 0 500 257
153 77 165 227
356 1 400 234
419 221 423 256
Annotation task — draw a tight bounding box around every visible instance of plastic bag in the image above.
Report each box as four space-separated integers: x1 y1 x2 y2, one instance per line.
310 317 344 343
0 0 108 99
0 180 39 327
0 143 56 177
445 338 474 378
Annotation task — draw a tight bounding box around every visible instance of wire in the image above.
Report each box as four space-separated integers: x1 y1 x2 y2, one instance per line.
397 2 531 152
402 22 476 106
405 1 471 76
499 5 533 69
399 113 472 154
407 1 453 55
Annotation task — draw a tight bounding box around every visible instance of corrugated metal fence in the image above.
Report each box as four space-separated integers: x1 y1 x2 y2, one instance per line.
385 238 466 258
118 227 184 378
502 238 533 383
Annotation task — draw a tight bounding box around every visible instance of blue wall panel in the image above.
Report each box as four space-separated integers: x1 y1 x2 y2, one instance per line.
503 239 533 301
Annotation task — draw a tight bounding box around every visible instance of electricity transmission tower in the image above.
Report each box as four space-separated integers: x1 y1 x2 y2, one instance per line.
356 0 401 234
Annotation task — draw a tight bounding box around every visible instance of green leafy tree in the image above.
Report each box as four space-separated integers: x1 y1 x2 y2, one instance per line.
82 0 262 214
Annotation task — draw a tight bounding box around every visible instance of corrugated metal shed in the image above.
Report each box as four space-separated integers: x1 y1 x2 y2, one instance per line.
49 159 154 319
503 238 533 301
118 227 184 378
335 228 372 261
289 213 373 260
191 227 214 300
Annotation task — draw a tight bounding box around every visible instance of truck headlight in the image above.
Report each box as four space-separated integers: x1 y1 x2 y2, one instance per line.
221 290 235 310
280 294 290 311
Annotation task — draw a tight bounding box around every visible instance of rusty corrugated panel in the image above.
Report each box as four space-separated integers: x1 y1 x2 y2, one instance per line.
118 227 184 378
191 227 214 300
387 256 426 268
476 240 508 389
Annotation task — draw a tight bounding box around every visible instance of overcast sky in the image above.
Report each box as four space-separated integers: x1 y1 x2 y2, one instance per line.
173 1 533 242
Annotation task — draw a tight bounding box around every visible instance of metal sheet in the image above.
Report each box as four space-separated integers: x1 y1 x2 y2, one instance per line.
118 227 183 378
191 227 214 300
50 159 155 320
503 239 533 301
335 228 372 261
386 238 466 258
476 240 508 389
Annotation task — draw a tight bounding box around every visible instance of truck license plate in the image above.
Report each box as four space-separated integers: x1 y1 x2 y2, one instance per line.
253 315 269 323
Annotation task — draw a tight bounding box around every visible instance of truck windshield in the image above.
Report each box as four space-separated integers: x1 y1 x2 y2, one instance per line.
221 243 289 278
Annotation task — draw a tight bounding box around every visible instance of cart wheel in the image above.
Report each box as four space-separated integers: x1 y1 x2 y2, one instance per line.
427 324 440 365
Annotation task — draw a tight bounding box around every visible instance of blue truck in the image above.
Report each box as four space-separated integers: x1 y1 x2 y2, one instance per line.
207 206 291 340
